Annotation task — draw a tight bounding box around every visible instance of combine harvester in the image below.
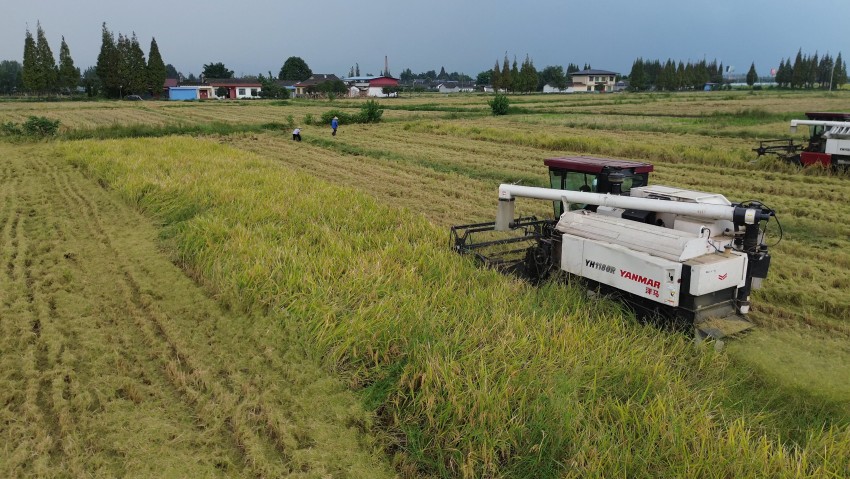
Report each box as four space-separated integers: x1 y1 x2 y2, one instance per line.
452 157 779 340
754 112 850 170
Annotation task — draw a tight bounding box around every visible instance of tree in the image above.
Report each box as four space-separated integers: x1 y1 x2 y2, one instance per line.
510 57 519 92
57 36 80 93
146 38 166 97
437 66 448 80
96 23 121 97
518 54 538 92
33 22 57 94
835 52 847 88
538 65 566 91
278 56 311 81
399 68 414 83
257 72 289 99
355 63 360 76
203 62 233 79
476 70 492 87
165 63 178 78
491 60 501 91
746 62 758 87
791 49 805 89
316 79 347 94
21 28 37 93
81 66 100 97
0 60 23 94
628 58 646 91
501 54 511 92
488 94 509 115
125 33 147 94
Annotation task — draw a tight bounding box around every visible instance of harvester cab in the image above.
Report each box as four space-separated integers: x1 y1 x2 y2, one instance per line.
545 156 652 216
452 156 778 340
754 112 850 170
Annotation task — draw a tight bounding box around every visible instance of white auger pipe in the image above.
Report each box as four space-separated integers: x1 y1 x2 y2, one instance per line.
789 119 850 133
495 184 762 231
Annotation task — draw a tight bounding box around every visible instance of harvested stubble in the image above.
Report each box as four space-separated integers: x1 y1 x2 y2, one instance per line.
58 136 850 478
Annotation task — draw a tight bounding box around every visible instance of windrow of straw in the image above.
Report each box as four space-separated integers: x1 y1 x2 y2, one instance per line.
57 137 850 478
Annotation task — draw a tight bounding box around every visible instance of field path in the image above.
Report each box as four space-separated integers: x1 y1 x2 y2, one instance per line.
0 145 394 478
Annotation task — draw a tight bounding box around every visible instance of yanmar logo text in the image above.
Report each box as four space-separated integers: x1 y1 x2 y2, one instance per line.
620 270 661 289
585 259 616 274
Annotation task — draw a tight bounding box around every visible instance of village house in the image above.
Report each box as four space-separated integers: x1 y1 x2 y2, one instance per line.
206 78 262 99
570 69 618 92
294 74 343 96
342 75 400 97
167 84 216 100
542 83 575 94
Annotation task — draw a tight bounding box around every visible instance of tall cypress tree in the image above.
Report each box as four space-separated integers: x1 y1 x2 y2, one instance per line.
746 62 758 87
510 57 519 92
491 60 501 91
146 38 166 97
835 52 847 88
58 36 80 93
628 58 645 91
22 27 37 93
127 33 147 94
115 33 131 96
96 23 120 97
501 54 511 93
791 49 804 89
35 22 57 94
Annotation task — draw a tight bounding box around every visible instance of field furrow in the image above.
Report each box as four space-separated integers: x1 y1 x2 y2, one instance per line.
1 143 395 478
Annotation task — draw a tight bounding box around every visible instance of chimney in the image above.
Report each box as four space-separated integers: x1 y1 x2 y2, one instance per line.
384 56 388 76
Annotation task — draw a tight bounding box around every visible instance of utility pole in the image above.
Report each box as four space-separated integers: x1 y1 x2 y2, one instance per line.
829 60 836 92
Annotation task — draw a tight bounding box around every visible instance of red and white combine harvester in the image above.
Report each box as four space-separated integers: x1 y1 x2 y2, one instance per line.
754 112 850 170
451 157 779 340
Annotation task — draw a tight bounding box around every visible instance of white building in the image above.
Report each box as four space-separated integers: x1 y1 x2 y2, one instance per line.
542 84 575 94
571 69 618 92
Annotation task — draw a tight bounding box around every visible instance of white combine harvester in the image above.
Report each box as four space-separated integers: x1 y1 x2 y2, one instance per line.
452 157 778 340
754 112 850 170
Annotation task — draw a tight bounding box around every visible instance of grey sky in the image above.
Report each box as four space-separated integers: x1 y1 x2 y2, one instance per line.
3 0 848 79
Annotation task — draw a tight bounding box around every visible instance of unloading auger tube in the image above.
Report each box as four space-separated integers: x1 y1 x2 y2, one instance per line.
789 119 850 133
495 184 774 318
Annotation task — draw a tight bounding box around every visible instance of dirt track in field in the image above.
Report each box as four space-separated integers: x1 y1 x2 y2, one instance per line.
0 145 393 478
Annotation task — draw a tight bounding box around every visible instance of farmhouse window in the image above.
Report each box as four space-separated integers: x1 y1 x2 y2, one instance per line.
251 88 259 96
238 88 246 95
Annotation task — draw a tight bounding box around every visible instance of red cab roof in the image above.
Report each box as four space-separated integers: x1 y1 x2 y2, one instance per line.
805 112 850 121
544 156 654 174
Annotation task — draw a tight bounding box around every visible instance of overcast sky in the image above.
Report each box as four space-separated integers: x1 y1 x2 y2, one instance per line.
3 0 848 79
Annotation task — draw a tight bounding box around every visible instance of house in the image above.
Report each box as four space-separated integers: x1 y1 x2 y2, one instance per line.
162 78 179 97
168 85 215 100
437 82 460 94
614 80 629 92
274 80 298 96
342 75 400 97
294 74 343 96
206 78 262 99
435 81 473 94
542 84 575 94
570 69 618 92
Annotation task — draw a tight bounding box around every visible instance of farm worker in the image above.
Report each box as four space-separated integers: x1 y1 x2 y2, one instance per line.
331 116 339 136
292 128 302 141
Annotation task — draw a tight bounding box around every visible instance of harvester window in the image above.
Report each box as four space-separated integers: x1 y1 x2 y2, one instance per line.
549 171 599 214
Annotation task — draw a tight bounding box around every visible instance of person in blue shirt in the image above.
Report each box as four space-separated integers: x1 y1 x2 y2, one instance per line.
331 116 339 136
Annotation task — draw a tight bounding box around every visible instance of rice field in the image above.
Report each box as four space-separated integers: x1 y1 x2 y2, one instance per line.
2 89 850 477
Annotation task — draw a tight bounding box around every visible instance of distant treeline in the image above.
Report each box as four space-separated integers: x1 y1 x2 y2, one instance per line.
629 50 846 91
1 21 167 98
